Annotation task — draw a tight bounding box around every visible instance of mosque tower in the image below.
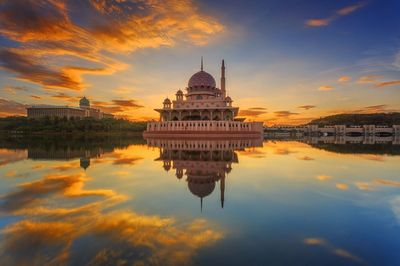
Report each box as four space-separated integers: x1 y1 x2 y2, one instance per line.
221 59 226 98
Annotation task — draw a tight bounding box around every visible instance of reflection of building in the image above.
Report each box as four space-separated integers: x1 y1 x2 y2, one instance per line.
27 97 113 119
149 138 263 211
28 146 108 170
144 59 263 137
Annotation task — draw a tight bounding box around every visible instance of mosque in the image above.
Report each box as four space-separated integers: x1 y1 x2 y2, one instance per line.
144 59 263 137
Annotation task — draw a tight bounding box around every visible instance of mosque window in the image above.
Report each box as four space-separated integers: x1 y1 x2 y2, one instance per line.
196 95 203 100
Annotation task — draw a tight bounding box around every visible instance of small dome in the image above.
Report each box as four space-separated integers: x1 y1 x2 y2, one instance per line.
225 96 232 102
79 96 90 107
163 98 171 104
188 181 216 198
176 89 183 95
188 70 216 88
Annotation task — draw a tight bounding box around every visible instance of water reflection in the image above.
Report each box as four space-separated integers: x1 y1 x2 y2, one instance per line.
148 138 263 210
0 136 399 265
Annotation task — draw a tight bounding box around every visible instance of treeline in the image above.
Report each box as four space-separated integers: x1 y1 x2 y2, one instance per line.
308 113 400 126
0 116 148 134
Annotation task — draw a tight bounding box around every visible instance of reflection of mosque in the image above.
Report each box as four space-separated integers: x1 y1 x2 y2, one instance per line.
27 147 108 170
149 139 262 210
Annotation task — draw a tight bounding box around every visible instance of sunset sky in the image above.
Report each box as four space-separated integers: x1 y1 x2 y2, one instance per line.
0 0 399 125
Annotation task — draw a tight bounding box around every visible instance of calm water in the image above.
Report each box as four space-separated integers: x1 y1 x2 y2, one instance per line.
0 136 400 266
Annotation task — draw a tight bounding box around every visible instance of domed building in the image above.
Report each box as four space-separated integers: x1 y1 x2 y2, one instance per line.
145 58 263 137
27 96 113 120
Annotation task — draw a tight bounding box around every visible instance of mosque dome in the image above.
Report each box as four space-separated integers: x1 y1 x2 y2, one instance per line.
188 70 216 88
188 181 216 198
79 96 90 107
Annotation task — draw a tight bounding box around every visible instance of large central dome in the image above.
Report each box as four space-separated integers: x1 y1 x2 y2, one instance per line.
188 70 216 88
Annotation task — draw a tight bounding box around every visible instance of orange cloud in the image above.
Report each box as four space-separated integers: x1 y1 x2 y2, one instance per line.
273 111 299 118
338 76 351 82
0 98 27 117
318 85 333 91
0 0 224 91
306 19 330 27
297 105 316 110
306 3 366 27
376 80 400 88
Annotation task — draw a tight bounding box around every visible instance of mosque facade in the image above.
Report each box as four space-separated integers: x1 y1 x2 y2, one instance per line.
27 97 113 119
144 59 263 137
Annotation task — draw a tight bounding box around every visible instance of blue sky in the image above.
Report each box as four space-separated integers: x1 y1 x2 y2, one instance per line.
0 0 399 124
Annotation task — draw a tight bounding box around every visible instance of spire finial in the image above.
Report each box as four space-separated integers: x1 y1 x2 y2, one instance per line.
201 56 203 71
200 197 203 213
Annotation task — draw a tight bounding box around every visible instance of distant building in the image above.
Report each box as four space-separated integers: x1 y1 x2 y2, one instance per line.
27 96 113 119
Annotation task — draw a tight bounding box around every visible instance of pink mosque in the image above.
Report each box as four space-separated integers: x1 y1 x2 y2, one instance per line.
143 59 263 138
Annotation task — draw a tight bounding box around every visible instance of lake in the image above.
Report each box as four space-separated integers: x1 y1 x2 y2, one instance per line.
0 135 399 266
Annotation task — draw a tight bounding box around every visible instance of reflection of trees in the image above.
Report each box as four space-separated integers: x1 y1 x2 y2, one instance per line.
309 143 400 155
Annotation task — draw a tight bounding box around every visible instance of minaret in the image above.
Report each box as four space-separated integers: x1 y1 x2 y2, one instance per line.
220 175 225 208
201 56 203 71
221 59 226 98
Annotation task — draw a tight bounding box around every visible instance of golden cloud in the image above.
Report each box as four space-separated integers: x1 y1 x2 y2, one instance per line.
297 105 316 110
0 0 224 91
0 98 27 117
306 3 366 27
318 85 333 91
338 76 351 82
376 80 400 88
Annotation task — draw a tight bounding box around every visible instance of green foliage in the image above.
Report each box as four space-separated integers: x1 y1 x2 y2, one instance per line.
308 113 400 126
0 116 147 133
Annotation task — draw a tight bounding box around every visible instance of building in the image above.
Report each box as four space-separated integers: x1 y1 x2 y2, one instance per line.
144 59 263 137
27 97 113 119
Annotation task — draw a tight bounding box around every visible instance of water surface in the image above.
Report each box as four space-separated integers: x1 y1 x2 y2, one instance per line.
0 136 399 266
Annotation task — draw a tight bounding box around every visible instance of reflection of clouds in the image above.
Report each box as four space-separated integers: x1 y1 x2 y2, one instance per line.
0 162 223 265
298 156 314 161
316 175 331 181
273 147 297 155
0 149 27 167
336 183 349 190
0 173 116 213
354 178 400 191
304 237 362 263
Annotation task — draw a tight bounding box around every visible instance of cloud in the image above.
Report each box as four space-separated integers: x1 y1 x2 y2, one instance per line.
111 100 144 108
336 183 349 190
93 99 144 116
2 86 30 94
297 105 316 110
306 3 366 27
0 0 224 91
338 76 351 82
306 19 330 27
318 85 333 91
0 98 27 117
336 3 365 16
274 111 299 117
375 80 400 88
357 75 382 84
0 49 83 90
239 107 267 117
